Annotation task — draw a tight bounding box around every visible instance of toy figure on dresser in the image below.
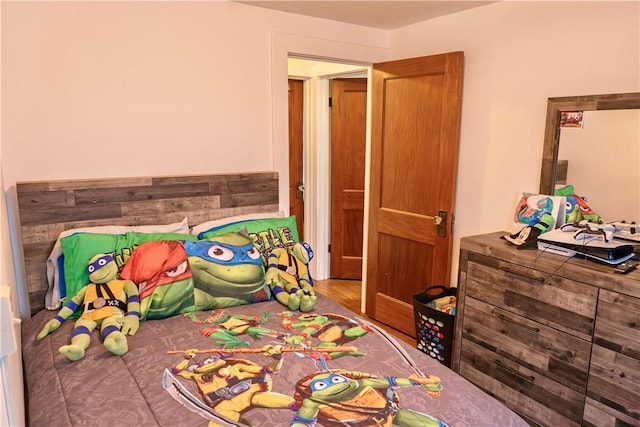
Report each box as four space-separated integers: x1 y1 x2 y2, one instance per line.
36 253 140 361
502 213 555 249
554 185 603 224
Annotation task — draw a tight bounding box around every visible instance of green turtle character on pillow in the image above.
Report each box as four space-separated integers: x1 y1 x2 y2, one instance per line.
37 253 141 361
183 232 273 309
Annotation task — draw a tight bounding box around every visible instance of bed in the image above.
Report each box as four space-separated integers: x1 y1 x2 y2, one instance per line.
18 172 528 427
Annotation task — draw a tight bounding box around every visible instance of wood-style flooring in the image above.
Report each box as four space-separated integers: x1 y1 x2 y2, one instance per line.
313 279 415 347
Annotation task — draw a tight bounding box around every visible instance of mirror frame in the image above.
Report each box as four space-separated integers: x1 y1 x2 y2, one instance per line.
539 92 640 195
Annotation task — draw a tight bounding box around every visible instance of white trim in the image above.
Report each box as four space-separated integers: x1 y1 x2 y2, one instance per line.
361 69 374 312
312 77 330 280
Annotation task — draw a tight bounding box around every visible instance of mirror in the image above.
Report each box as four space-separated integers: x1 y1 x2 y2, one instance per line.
539 92 640 222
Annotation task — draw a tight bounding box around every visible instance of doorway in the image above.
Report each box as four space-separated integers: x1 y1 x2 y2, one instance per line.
287 57 370 285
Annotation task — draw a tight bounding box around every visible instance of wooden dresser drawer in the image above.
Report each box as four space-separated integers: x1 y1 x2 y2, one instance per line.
594 289 640 358
587 289 640 424
586 345 640 424
459 338 584 426
466 252 598 341
462 297 591 391
583 397 640 427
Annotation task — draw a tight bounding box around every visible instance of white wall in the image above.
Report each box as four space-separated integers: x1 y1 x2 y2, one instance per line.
390 1 640 281
1 1 390 317
0 2 26 423
1 1 387 185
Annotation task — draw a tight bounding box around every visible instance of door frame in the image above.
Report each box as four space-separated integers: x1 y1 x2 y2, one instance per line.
271 32 390 313
288 59 370 294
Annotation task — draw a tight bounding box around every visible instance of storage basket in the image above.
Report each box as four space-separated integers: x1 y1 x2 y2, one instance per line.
412 286 457 367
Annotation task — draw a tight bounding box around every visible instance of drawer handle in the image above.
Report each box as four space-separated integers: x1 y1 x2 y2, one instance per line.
499 266 545 283
495 359 535 383
497 314 540 333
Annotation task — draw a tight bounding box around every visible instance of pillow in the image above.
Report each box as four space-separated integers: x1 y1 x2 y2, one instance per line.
190 211 284 236
198 216 299 264
555 184 605 223
59 231 197 314
510 192 565 233
119 240 196 320
45 218 189 310
183 232 272 309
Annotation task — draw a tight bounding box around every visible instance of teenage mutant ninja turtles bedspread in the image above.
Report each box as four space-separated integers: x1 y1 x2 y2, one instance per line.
22 294 528 427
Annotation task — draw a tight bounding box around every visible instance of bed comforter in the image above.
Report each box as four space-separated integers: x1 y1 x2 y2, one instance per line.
22 294 527 426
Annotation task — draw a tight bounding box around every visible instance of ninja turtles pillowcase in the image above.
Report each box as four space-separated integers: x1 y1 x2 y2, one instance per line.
119 240 197 320
60 232 197 315
198 216 299 265
119 232 273 318
182 232 272 310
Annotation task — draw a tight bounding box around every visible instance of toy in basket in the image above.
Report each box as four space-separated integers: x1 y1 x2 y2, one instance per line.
412 286 457 367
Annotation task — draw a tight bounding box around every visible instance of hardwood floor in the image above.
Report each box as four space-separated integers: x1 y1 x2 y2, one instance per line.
313 279 416 347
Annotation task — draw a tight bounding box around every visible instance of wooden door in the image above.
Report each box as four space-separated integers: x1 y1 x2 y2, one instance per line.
330 78 367 279
288 79 304 240
365 52 464 337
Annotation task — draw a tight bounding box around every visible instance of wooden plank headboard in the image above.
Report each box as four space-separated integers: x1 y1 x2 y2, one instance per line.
16 172 279 314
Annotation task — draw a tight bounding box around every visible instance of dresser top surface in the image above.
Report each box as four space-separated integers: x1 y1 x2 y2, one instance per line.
460 232 640 297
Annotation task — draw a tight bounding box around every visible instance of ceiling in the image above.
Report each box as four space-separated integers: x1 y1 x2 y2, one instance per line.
236 1 496 30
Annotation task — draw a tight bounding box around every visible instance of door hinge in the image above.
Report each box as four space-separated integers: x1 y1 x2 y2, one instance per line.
328 97 332 108
328 244 331 253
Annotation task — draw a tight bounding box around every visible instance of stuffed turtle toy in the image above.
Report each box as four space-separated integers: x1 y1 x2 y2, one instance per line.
37 253 140 361
265 242 316 312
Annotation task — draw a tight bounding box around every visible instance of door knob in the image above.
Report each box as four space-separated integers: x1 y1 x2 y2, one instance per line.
295 182 305 199
433 210 447 237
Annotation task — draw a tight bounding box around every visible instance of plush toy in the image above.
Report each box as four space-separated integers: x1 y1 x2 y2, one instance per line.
502 213 555 249
37 253 141 361
555 184 604 224
265 242 316 312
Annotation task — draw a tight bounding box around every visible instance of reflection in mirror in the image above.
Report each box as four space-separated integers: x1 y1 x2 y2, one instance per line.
558 109 639 221
539 92 640 222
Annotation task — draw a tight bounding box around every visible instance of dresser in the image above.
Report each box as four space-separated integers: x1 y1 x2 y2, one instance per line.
453 232 640 426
